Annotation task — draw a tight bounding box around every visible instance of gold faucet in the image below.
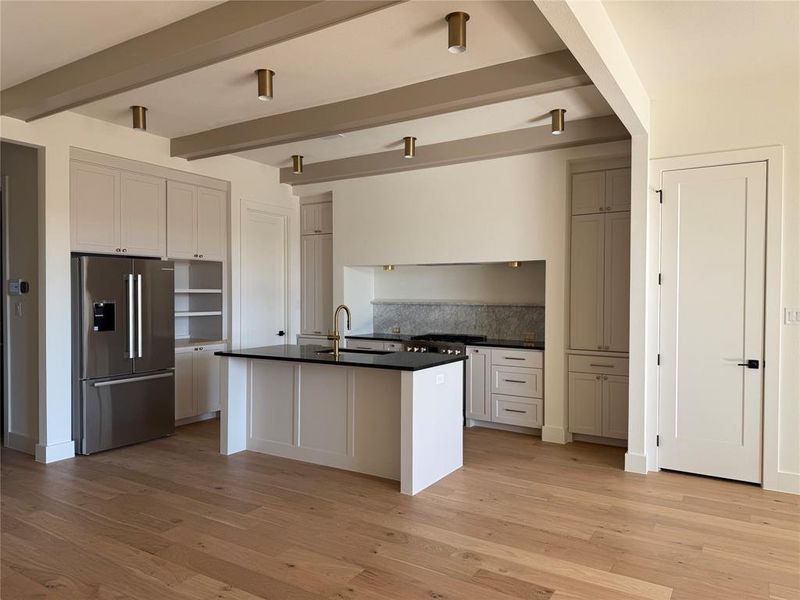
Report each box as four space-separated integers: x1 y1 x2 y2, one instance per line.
327 304 352 358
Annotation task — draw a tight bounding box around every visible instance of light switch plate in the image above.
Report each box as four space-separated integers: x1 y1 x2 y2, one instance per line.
785 308 800 325
435 374 445 385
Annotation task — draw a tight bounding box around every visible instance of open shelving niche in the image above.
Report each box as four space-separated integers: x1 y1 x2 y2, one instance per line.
174 260 225 347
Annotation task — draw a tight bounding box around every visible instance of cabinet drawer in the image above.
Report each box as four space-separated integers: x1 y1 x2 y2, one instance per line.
491 348 543 368
568 354 628 375
492 395 542 428
491 366 542 398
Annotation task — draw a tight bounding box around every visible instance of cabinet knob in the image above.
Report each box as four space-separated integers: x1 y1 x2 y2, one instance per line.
599 206 605 212
122 248 127 253
606 206 612 210
199 254 203 258
115 248 121 252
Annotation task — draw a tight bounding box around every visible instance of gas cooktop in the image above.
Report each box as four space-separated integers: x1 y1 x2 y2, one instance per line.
405 333 487 354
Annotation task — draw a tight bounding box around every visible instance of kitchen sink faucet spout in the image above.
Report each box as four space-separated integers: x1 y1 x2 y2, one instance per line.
327 304 352 358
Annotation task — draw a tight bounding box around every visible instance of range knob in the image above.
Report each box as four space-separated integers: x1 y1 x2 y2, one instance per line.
446 349 454 355
420 347 428 353
454 350 462 355
412 347 419 352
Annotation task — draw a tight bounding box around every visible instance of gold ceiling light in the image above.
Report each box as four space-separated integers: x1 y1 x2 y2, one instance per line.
550 108 566 135
507 261 521 268
403 136 416 159
383 265 395 272
445 12 470 54
291 155 304 174
256 69 274 101
130 105 147 131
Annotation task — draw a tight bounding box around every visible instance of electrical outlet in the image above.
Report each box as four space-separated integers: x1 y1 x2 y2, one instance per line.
14 302 22 317
435 374 445 385
391 326 401 334
785 307 800 325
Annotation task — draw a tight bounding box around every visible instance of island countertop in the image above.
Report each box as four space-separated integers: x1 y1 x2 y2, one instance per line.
216 344 468 371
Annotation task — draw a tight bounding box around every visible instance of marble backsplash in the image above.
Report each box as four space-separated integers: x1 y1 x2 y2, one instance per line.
372 300 545 341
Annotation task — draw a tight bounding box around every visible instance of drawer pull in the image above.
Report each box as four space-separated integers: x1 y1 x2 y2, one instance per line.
589 363 615 368
504 356 526 360
503 379 527 384
504 408 527 414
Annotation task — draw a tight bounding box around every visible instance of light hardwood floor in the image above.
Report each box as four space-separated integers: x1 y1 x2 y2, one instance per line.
2 420 798 600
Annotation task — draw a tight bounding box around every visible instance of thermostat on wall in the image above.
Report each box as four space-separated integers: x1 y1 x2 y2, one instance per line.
7 279 29 295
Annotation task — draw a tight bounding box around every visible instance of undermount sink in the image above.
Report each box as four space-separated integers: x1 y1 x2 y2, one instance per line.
316 348 392 356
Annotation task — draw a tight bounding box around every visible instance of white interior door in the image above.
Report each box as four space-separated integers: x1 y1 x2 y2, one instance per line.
659 161 766 483
241 206 287 349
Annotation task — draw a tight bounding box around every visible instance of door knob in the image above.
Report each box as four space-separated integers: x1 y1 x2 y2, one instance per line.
737 359 760 369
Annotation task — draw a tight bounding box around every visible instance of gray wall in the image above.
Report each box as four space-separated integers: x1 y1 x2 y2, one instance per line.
1 141 40 453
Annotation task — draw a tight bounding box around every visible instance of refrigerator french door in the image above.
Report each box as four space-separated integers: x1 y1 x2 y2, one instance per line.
72 255 175 454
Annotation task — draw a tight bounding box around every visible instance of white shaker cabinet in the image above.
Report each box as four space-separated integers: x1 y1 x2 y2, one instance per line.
175 343 226 422
570 214 605 351
167 181 226 261
301 201 333 235
71 161 166 257
571 171 606 215
465 347 491 421
301 233 332 335
567 359 629 440
569 168 631 353
602 375 629 440
119 171 166 257
568 371 604 436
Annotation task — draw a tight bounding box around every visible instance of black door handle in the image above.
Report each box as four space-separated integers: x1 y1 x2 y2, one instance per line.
737 359 759 369
277 330 286 337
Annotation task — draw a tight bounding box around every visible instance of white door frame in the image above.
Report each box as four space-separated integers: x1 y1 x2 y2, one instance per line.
651 145 784 492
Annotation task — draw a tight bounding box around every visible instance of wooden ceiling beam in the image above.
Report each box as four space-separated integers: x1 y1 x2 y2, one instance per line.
1 0 401 121
172 50 591 160
280 115 629 185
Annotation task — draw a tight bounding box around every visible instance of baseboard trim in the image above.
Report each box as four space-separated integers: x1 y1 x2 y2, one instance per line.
624 451 648 474
466 419 540 436
770 471 800 495
35 440 75 464
5 431 36 455
572 433 628 448
541 425 568 444
176 411 219 427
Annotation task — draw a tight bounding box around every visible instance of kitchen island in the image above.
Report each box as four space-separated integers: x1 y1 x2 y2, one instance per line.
216 345 467 495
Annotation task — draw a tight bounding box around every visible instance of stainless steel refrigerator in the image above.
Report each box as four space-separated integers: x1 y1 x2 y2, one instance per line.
72 255 175 454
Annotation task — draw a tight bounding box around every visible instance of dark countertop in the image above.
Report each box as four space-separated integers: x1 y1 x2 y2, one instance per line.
346 333 544 351
216 344 467 372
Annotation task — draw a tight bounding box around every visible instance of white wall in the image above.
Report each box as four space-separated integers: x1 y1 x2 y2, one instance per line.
1 142 40 454
650 74 800 492
295 140 631 444
0 111 296 462
372 262 546 305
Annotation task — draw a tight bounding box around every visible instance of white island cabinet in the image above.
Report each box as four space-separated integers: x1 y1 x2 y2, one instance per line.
217 345 466 495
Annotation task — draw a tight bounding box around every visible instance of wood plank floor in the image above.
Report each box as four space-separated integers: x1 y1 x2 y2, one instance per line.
2 420 798 600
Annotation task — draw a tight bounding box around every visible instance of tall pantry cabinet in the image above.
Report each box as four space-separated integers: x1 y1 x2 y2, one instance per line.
300 196 333 337
568 166 631 442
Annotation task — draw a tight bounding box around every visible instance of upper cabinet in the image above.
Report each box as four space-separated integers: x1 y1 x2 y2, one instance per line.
569 168 631 352
301 201 333 235
70 156 228 262
167 181 226 261
71 161 165 257
571 168 631 215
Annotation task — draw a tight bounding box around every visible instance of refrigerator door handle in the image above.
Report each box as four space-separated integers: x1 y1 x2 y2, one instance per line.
92 372 174 388
137 274 143 358
127 273 135 358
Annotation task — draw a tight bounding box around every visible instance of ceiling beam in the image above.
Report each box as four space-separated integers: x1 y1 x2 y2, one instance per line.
1 0 402 121
279 115 629 186
172 50 591 160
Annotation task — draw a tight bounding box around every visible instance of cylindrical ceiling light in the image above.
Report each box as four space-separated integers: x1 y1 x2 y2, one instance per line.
256 69 274 101
130 105 147 131
550 108 566 135
403 136 416 159
445 12 470 54
508 261 521 268
291 154 304 174
383 265 395 272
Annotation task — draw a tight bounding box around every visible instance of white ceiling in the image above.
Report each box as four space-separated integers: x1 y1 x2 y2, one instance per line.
603 0 800 100
236 85 612 167
0 0 221 89
71 1 566 139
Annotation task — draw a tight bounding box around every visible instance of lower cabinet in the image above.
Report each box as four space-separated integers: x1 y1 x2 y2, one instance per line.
568 360 628 440
175 343 225 421
466 345 543 428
